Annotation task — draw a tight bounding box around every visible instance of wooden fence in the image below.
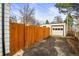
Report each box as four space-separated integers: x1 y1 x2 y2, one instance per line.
10 23 50 55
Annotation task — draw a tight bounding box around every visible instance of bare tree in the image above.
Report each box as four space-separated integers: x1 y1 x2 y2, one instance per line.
9 16 17 23
19 4 36 25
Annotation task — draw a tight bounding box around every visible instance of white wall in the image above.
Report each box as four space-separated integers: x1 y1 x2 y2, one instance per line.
4 3 10 55
0 3 10 55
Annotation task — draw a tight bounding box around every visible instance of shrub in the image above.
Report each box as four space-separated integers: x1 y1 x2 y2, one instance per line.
66 31 75 36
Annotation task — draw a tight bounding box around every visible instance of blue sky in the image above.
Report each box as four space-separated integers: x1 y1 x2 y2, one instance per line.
10 3 66 24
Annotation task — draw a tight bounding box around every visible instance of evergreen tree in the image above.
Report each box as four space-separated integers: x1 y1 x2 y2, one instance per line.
45 20 49 24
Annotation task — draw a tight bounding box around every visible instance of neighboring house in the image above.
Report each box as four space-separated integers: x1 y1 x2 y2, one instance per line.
0 3 10 55
41 23 67 37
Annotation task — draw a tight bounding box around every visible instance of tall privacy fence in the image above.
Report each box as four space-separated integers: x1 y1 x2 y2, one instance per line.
10 23 50 55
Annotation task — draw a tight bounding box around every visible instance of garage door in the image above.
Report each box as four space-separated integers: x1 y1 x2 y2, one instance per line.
52 26 64 36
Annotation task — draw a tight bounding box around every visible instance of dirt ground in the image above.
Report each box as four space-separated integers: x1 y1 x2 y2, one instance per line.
23 36 78 56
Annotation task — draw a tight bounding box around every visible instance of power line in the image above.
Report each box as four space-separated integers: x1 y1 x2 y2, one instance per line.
37 4 57 16
10 4 22 18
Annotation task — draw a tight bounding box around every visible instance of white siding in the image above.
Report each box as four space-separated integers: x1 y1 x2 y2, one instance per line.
0 3 10 55
4 3 10 54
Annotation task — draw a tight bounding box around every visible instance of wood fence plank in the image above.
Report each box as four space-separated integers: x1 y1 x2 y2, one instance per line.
10 23 50 55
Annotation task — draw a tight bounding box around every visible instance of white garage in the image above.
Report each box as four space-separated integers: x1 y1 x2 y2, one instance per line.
51 23 67 37
41 23 67 37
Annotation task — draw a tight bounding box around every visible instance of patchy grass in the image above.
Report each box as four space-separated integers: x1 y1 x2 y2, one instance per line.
52 36 65 41
59 37 65 40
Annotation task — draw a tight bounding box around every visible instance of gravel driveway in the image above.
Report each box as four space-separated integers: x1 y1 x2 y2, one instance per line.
23 36 77 56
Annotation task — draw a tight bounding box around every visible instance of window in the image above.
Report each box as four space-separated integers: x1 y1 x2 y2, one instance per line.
53 27 64 30
53 28 63 30
58 28 60 30
61 28 63 30
55 28 57 30
53 28 55 30
53 28 57 30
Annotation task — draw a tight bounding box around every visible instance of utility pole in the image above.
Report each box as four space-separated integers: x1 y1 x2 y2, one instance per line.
2 3 5 56
67 15 68 31
67 13 69 32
